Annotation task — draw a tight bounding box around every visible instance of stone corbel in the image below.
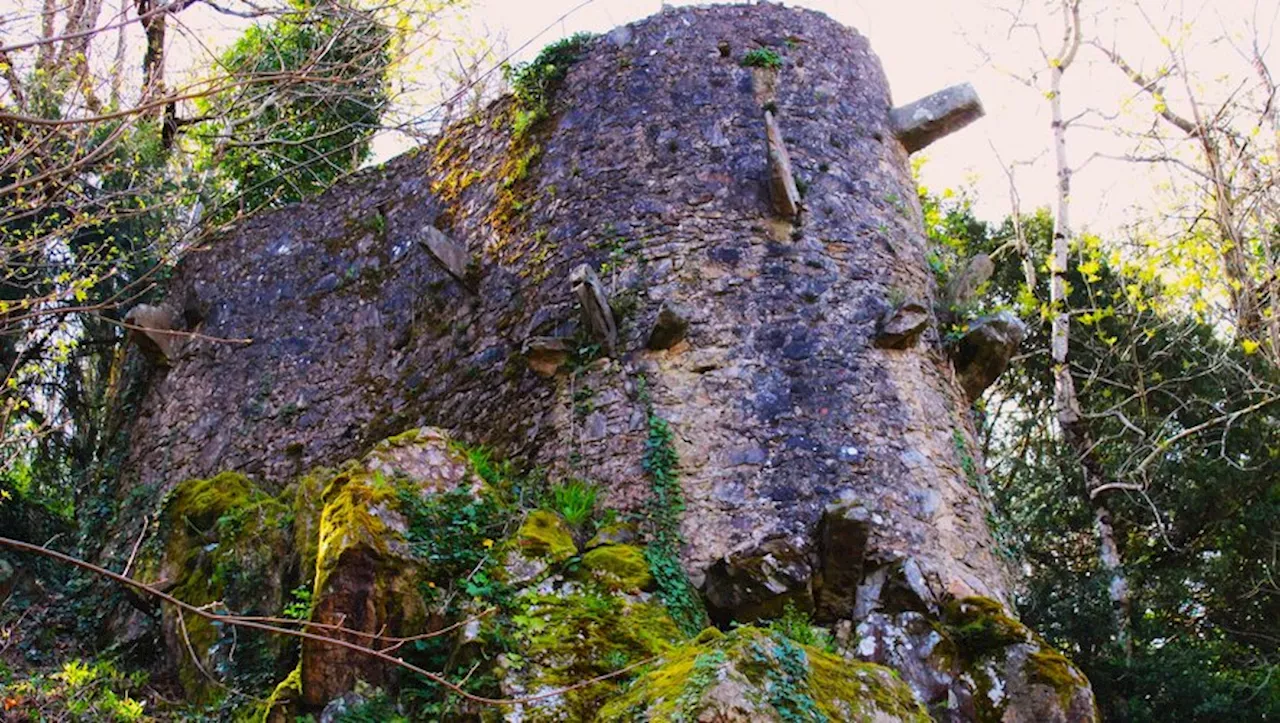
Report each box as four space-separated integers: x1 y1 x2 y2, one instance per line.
890 82 985 153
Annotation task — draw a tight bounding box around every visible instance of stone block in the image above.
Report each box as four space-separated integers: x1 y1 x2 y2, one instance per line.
764 110 800 218
891 82 985 153
419 225 471 282
875 301 931 349
571 264 618 354
124 303 183 365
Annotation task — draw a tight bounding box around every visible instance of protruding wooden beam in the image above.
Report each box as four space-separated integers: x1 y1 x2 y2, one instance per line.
764 110 800 219
571 264 618 355
890 83 984 153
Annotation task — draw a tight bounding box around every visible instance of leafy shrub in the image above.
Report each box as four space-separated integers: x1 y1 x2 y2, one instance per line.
1 659 149 722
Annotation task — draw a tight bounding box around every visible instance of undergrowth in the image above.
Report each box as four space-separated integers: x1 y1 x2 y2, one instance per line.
0 659 148 722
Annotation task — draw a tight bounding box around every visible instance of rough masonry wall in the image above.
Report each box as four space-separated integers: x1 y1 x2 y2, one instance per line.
125 3 1011 620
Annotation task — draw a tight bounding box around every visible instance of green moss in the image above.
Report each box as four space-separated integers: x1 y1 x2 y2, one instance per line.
516 509 577 562
938 596 1087 722
941 596 1029 658
1025 649 1086 710
581 544 653 591
514 589 682 719
586 520 638 548
692 627 724 645
809 652 929 722
152 472 295 702
292 468 329 585
313 465 398 594
258 665 302 723
598 626 929 723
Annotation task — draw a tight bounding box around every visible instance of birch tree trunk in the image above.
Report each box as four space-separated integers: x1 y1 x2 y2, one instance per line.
1047 0 1132 655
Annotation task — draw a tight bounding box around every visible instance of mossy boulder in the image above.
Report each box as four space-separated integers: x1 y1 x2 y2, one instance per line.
517 509 577 562
597 626 930 722
299 428 484 708
143 471 296 703
938 597 1097 723
580 544 653 592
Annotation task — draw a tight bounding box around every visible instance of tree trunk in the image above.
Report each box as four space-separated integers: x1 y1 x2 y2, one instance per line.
1048 0 1133 655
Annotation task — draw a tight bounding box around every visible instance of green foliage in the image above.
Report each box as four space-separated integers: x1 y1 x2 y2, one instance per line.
920 185 1280 721
548 478 598 527
282 585 313 620
749 635 826 723
393 471 517 718
741 48 784 69
502 32 595 134
331 690 408 723
766 601 834 652
398 486 510 605
193 0 390 222
0 659 149 722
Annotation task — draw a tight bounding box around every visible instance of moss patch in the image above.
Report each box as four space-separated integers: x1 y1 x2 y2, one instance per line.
512 588 682 720
149 472 296 702
941 596 1030 658
516 509 577 562
581 544 653 592
313 464 399 595
597 626 929 722
1025 648 1088 710
258 664 302 722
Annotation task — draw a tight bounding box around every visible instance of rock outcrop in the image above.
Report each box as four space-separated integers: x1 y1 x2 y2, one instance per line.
117 4 1094 720
951 311 1028 401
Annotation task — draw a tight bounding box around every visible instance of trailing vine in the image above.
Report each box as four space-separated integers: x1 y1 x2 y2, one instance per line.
750 634 827 723
635 374 708 637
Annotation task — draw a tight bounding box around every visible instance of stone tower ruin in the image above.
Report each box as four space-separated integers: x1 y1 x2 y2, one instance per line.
119 4 1097 721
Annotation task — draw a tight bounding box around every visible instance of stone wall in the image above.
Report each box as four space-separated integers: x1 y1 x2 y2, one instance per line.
122 5 1092 718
